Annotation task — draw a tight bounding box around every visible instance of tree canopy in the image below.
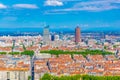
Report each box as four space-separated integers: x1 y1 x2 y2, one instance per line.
41 74 120 80
0 52 7 55
0 50 34 57
40 49 113 57
21 50 34 57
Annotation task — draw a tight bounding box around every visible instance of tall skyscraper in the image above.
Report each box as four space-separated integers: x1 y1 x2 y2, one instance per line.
51 34 55 41
75 26 81 43
43 25 50 43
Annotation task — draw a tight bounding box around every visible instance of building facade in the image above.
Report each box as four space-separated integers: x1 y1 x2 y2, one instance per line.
0 70 30 80
51 34 55 41
75 26 81 43
43 25 50 44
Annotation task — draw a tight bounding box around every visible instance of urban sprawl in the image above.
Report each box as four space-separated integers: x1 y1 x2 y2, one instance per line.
0 26 120 80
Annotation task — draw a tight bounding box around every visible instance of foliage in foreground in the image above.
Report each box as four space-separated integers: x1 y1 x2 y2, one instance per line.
41 73 120 80
28 76 31 80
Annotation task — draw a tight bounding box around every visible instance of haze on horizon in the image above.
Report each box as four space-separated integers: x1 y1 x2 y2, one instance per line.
0 0 120 31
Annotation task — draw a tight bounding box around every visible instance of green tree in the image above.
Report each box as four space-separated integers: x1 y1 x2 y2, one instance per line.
21 50 34 57
41 74 120 80
28 76 31 80
9 52 20 55
40 50 113 57
0 52 7 55
104 46 107 50
41 73 53 80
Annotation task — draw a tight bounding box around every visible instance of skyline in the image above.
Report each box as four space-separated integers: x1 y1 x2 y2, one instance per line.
0 0 120 31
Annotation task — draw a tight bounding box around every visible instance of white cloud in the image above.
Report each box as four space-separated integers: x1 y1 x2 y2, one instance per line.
60 0 82 2
49 0 120 12
45 0 63 6
13 4 38 9
75 0 120 11
71 0 119 11
0 3 7 9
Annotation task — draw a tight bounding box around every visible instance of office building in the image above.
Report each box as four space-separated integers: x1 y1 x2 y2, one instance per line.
43 25 50 43
75 26 81 43
51 34 55 41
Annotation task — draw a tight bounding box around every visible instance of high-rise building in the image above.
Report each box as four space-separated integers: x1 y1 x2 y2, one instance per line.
75 26 81 43
43 25 50 43
51 34 55 41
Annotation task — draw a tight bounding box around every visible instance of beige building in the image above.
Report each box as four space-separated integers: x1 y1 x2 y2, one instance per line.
0 70 30 80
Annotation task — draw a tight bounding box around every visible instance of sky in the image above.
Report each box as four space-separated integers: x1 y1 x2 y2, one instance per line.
0 0 120 31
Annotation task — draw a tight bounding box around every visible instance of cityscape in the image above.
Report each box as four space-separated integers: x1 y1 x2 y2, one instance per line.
0 0 120 80
0 26 120 80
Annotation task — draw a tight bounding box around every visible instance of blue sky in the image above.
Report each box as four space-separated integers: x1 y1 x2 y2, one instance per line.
0 0 120 31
